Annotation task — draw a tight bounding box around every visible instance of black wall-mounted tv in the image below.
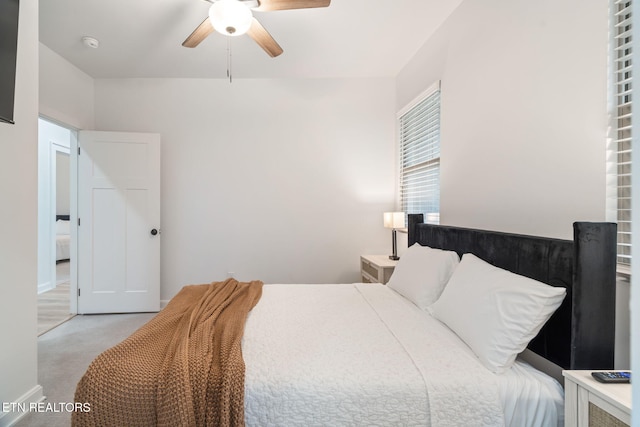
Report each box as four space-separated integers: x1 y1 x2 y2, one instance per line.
0 0 20 125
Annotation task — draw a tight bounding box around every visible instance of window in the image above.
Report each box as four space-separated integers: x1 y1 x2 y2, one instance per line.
398 82 441 224
612 0 632 268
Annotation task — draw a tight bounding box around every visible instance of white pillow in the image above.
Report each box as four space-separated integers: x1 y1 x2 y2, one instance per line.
427 253 566 373
56 219 70 235
387 243 460 310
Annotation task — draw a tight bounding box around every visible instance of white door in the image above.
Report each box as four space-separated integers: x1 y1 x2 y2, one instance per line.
77 131 161 313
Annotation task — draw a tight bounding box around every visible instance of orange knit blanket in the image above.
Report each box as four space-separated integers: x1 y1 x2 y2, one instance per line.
72 279 263 427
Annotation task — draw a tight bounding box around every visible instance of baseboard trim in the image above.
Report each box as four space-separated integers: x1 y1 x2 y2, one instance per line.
0 385 44 427
37 281 53 295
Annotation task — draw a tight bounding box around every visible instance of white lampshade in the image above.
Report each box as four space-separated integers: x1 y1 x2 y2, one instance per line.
209 0 253 36
383 212 405 229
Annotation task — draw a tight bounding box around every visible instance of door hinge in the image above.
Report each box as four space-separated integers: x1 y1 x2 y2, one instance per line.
78 147 81 155
78 218 81 226
78 288 81 297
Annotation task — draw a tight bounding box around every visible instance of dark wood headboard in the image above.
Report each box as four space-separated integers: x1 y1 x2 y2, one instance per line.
56 214 70 221
407 214 617 370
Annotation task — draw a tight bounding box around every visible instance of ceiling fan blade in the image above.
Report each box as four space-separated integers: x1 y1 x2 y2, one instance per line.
254 0 330 12
247 18 283 57
182 17 214 48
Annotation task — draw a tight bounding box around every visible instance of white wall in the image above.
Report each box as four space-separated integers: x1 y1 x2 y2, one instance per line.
93 78 397 300
0 0 42 425
398 0 608 240
396 0 631 368
39 43 95 130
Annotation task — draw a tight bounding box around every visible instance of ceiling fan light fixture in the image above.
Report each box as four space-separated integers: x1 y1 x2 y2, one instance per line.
209 0 253 36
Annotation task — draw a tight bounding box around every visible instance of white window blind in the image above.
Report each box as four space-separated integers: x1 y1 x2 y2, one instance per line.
613 0 632 266
398 84 441 224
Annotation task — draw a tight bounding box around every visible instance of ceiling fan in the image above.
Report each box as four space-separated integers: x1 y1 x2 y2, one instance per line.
182 0 331 58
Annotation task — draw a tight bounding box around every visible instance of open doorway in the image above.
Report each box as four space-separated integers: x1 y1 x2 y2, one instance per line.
37 117 77 335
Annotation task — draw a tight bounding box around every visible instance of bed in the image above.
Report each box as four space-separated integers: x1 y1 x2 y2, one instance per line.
73 215 617 427
55 214 70 263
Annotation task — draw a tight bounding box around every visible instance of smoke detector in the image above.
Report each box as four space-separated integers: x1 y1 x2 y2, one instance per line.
81 36 100 49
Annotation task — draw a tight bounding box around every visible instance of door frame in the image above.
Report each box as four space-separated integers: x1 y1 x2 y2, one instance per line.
38 115 79 315
69 129 78 314
48 141 70 292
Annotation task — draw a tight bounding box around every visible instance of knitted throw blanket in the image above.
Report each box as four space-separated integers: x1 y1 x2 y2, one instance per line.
72 279 263 427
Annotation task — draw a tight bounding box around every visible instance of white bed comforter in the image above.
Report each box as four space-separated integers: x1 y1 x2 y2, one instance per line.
242 283 563 427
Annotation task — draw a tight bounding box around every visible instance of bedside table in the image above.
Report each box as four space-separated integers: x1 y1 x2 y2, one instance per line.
563 370 631 427
360 255 398 284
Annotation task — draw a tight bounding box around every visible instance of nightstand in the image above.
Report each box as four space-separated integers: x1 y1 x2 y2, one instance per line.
563 370 631 427
360 255 398 284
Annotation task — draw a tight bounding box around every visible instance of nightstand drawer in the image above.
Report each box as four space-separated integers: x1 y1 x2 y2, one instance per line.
589 403 628 427
360 255 397 284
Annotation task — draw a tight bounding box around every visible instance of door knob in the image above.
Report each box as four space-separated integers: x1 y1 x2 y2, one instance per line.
150 228 159 236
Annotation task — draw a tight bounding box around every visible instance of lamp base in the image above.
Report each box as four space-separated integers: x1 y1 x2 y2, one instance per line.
389 228 400 261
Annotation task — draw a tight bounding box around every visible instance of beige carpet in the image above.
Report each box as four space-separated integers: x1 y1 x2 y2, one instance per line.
38 261 74 336
15 313 157 427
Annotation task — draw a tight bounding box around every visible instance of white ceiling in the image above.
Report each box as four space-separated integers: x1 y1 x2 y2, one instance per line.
39 0 462 80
